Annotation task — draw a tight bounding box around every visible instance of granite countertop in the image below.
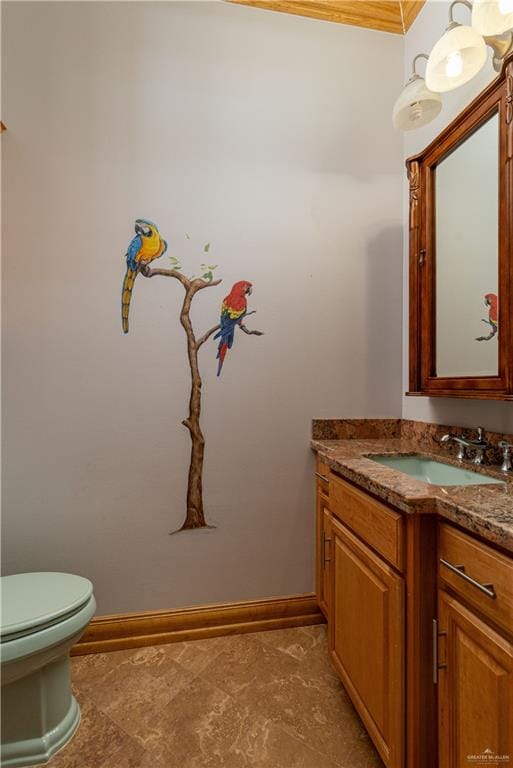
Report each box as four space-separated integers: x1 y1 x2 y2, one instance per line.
311 431 513 555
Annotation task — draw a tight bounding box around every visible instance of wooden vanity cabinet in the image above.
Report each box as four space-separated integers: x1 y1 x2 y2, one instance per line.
315 468 513 768
437 592 513 768
316 470 438 768
328 473 407 768
330 515 404 768
437 523 513 768
315 458 331 619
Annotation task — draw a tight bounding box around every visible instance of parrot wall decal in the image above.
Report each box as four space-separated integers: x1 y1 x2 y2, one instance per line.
476 292 498 341
214 280 253 376
121 219 167 333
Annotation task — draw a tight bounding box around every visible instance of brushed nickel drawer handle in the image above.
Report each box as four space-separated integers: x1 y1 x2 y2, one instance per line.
440 558 496 599
315 471 329 483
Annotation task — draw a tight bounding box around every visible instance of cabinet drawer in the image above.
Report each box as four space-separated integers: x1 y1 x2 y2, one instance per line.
439 523 513 636
329 473 403 571
315 457 330 497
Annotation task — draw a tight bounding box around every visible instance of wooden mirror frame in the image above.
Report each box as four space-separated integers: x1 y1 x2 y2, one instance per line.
407 52 513 401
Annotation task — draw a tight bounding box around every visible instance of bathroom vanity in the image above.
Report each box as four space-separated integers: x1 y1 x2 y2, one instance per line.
313 420 513 768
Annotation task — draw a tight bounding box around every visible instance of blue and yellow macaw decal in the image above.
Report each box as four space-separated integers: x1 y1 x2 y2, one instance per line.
121 219 167 333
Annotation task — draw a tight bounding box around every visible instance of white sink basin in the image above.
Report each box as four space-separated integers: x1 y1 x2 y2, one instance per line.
368 455 504 487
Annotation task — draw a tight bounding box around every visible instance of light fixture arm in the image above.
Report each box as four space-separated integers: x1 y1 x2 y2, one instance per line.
448 0 473 26
411 53 429 78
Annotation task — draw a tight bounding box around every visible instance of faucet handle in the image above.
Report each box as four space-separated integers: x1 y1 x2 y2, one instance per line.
498 441 513 472
471 428 488 464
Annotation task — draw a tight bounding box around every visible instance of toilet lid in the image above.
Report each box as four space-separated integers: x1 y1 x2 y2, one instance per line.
0 572 94 640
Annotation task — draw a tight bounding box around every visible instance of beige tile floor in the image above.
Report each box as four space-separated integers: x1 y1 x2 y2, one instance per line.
40 625 384 768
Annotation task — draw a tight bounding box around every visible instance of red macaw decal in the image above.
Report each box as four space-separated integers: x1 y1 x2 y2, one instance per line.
214 281 253 376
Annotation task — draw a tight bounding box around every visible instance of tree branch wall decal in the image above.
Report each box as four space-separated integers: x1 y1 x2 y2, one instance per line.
121 219 264 533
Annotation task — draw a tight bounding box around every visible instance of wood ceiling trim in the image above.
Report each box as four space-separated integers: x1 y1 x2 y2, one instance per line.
401 0 425 32
227 0 426 35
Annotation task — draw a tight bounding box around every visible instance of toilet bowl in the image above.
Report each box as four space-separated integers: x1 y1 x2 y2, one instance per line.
1 572 96 767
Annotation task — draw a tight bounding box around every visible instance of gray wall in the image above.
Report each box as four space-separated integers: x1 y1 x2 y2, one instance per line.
2 1 403 614
402 0 513 433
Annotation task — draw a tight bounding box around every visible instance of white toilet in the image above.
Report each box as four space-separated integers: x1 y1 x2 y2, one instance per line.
0 572 96 767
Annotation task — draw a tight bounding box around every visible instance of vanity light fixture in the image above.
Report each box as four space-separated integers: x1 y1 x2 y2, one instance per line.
393 53 443 131
426 1 488 93
425 0 513 94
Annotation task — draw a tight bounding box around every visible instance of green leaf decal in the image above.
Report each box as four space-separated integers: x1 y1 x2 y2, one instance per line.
203 243 210 252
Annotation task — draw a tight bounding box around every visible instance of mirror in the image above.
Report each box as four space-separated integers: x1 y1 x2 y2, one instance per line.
435 113 499 378
407 52 513 401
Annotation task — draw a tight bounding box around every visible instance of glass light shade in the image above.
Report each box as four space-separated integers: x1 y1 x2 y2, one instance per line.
472 0 513 36
426 24 488 93
392 75 442 131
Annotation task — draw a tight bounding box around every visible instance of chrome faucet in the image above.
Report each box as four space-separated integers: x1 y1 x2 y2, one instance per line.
498 441 513 473
440 433 469 460
440 427 489 465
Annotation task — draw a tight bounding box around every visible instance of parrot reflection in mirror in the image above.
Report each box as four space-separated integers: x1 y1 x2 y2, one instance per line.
475 293 498 341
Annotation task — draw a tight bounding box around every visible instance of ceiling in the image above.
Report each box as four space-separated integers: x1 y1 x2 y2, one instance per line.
226 0 426 34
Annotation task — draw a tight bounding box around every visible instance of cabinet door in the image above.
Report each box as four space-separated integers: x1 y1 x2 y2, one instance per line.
438 591 513 768
316 491 331 619
329 517 404 768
